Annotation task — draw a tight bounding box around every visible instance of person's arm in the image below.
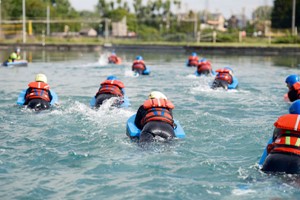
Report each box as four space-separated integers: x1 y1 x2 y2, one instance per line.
121 88 125 96
288 89 297 102
23 88 31 105
135 105 146 129
48 90 53 102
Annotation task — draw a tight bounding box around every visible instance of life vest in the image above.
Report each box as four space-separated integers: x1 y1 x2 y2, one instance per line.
132 60 146 70
188 56 199 66
215 69 233 84
108 55 118 63
141 98 175 127
292 82 300 95
8 52 21 62
197 61 212 72
25 82 51 102
97 80 124 96
269 114 300 155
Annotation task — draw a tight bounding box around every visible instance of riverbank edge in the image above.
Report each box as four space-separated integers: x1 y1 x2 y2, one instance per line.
0 43 300 56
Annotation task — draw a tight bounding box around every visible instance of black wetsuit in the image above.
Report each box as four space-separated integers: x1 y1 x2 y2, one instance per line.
262 128 300 174
211 79 230 89
95 93 122 108
134 105 175 143
287 88 300 102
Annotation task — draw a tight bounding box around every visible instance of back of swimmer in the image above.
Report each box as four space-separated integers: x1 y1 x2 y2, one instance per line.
24 73 53 111
262 100 300 174
134 91 176 143
197 58 212 75
187 52 199 67
108 52 119 64
94 75 125 108
211 67 234 89
132 55 146 74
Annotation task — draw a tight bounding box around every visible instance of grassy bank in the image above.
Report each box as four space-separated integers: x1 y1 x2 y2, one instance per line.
1 36 300 48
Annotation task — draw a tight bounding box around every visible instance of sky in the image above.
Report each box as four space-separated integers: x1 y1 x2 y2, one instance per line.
69 0 273 19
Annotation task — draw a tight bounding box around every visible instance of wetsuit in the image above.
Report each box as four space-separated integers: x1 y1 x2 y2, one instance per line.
24 82 53 111
95 80 125 108
262 114 300 174
134 98 175 143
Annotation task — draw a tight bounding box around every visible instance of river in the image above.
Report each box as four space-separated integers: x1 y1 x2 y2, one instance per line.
1 49 300 199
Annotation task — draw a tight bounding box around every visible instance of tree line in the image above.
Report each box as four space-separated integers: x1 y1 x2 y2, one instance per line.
1 0 299 39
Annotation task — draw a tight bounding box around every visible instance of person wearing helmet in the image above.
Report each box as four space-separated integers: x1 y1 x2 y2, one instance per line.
211 67 234 90
134 91 176 143
132 55 146 75
285 74 300 102
7 47 21 62
94 75 125 108
196 58 213 76
23 73 53 111
262 100 300 174
187 52 199 67
108 51 121 64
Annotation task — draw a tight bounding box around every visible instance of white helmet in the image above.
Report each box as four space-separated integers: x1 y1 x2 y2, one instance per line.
148 91 167 100
35 73 47 83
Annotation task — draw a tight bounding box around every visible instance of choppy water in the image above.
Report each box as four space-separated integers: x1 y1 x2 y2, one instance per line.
1 49 300 200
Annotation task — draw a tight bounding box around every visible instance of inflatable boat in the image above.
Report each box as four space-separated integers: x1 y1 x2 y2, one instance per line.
3 60 28 67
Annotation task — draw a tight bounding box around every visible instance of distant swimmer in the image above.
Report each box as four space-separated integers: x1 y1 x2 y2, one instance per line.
132 55 148 75
211 67 238 90
285 74 300 102
108 52 122 64
196 58 214 76
93 75 126 108
187 52 199 67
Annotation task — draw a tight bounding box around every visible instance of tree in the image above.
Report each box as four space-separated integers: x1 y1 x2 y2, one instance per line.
252 6 272 21
271 0 300 29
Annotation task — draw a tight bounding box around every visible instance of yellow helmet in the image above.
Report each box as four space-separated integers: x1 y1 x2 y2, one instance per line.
35 73 47 83
148 91 167 100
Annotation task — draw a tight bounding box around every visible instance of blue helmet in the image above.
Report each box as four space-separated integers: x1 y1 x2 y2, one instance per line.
192 52 197 56
285 74 299 87
111 52 116 55
289 100 300 114
200 58 207 62
107 75 117 80
136 55 143 60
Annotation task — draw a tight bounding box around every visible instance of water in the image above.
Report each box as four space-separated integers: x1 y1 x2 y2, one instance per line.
1 49 300 200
